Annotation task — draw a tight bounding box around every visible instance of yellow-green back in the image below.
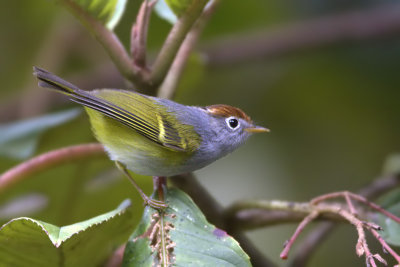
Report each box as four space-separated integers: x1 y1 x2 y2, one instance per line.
85 89 201 170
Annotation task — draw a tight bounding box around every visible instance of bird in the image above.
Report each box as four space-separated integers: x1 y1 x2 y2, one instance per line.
33 67 269 209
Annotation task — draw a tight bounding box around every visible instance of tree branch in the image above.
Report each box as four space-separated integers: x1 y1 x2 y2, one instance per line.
157 0 220 99
288 222 335 267
147 0 209 88
0 143 104 192
204 4 400 66
279 200 399 265
131 0 156 69
291 173 400 266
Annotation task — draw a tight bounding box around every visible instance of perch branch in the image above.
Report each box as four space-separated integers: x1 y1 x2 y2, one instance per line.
0 143 104 192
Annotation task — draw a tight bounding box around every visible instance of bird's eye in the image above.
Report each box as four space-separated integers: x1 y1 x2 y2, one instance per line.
226 117 239 130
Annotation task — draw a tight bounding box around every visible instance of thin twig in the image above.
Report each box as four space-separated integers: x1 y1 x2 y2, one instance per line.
282 201 397 266
292 173 400 266
226 189 400 265
204 4 400 66
311 191 400 224
354 220 378 267
288 198 400 266
345 192 357 215
157 0 220 99
0 143 104 192
348 192 400 224
148 0 209 88
289 222 335 267
280 210 320 259
131 0 156 69
370 228 400 265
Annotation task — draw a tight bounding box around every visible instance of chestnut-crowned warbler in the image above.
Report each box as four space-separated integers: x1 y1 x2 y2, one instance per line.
33 67 268 209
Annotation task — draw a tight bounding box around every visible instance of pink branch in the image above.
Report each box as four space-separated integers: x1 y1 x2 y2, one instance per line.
354 220 378 267
312 191 400 224
348 192 400 224
280 210 319 259
370 228 400 265
131 0 156 69
0 143 104 191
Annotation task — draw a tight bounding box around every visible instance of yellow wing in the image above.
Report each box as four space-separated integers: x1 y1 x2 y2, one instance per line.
90 89 196 151
33 67 200 152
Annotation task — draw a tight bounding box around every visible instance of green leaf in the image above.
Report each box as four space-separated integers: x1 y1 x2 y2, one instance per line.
382 153 400 175
374 198 400 246
154 0 178 24
65 0 127 30
0 200 135 266
165 0 193 17
123 188 251 267
154 0 210 24
0 108 81 160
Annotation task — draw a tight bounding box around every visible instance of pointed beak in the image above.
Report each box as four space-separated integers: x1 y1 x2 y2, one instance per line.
245 126 270 133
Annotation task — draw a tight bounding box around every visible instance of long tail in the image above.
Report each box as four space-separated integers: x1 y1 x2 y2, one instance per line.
33 66 82 95
33 66 113 113
33 66 105 113
33 66 126 116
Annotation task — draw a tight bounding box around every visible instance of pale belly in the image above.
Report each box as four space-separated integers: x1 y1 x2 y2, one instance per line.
103 143 210 177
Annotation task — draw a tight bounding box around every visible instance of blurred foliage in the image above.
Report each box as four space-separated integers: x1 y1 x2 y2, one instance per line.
0 108 80 159
1 0 400 266
376 201 400 246
71 0 127 30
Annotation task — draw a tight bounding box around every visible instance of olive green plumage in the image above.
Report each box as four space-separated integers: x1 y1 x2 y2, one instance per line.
33 67 201 175
33 67 268 177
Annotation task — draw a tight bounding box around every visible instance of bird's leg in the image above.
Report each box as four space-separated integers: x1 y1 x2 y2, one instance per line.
115 161 168 210
153 176 167 201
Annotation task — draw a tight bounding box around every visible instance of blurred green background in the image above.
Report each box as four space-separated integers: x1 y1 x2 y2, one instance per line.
1 0 400 266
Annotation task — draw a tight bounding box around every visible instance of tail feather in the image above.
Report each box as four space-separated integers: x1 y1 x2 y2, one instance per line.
33 66 81 95
33 66 118 116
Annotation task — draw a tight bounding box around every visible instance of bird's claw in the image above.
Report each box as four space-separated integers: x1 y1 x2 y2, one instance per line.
144 197 168 211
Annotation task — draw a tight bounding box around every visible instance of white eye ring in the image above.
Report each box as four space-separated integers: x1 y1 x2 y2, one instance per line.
225 117 240 130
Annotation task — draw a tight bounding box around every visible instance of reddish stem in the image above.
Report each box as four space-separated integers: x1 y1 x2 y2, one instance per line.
311 191 400 224
345 192 357 215
280 210 319 259
0 143 104 191
348 192 400 224
153 176 167 201
370 229 400 265
131 0 156 68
